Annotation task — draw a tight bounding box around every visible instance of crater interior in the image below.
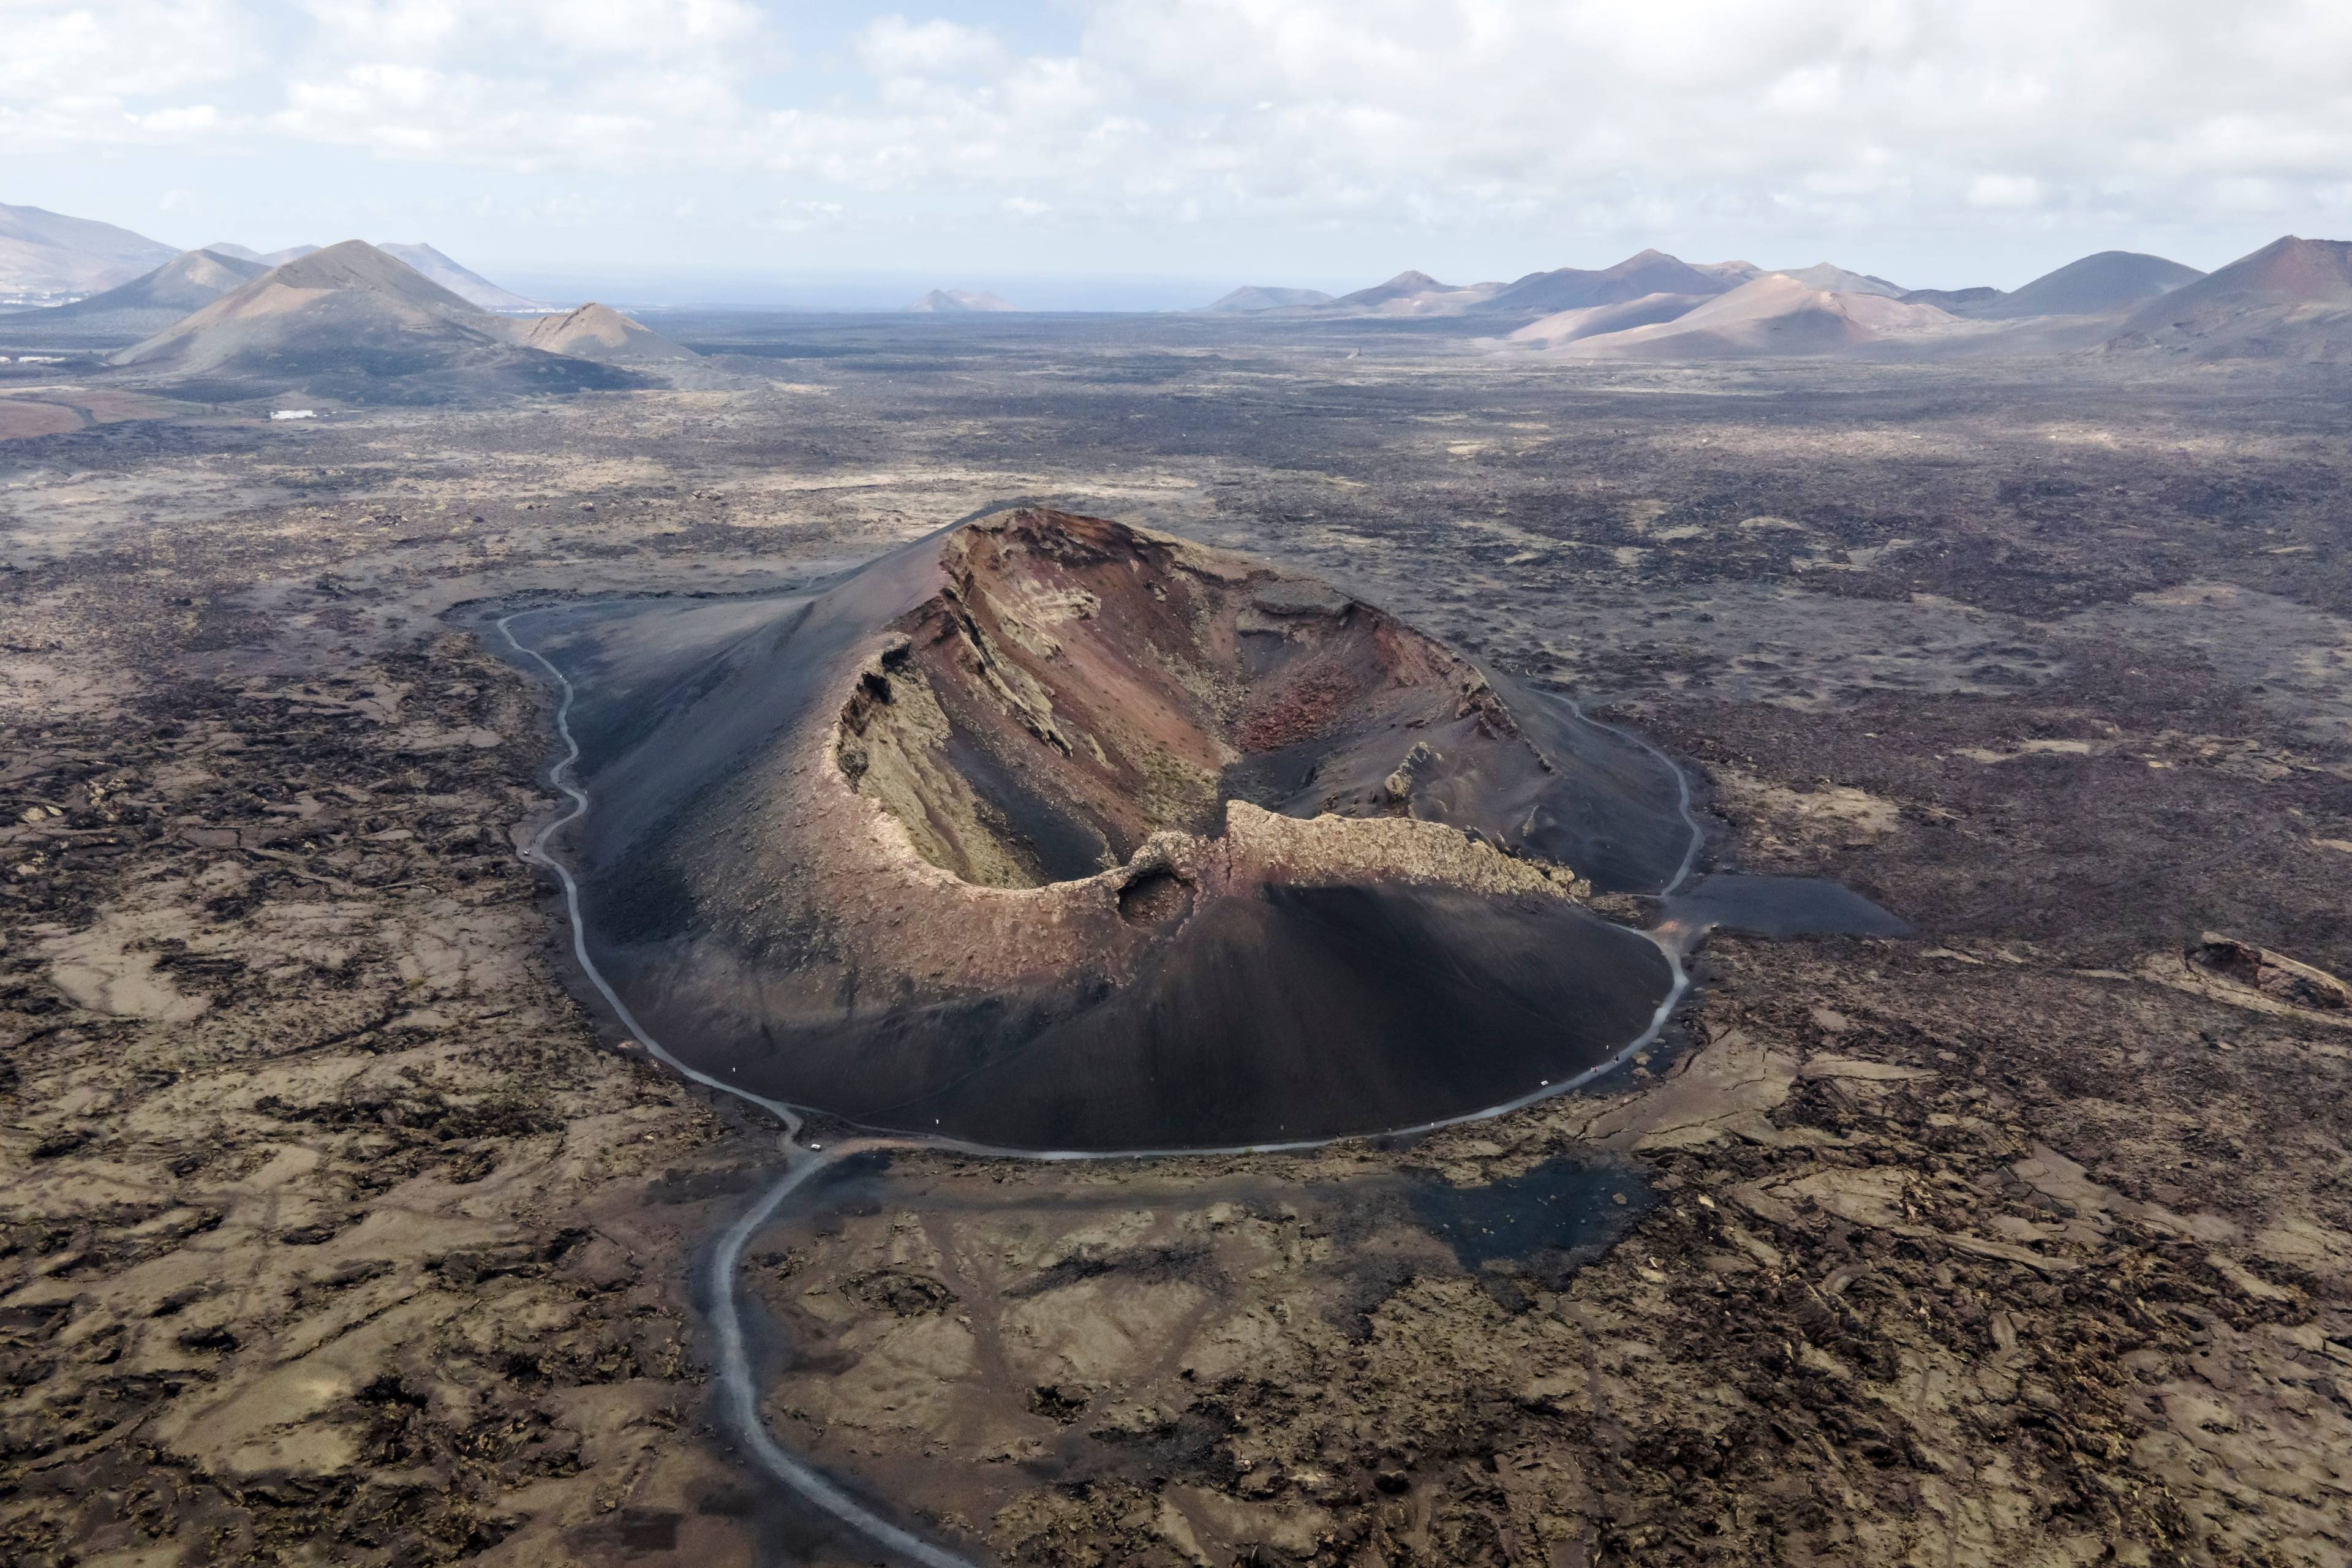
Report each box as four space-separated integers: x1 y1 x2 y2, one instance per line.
837 508 1529 887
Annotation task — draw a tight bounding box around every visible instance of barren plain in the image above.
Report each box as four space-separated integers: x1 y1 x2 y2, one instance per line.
4 314 2351 1567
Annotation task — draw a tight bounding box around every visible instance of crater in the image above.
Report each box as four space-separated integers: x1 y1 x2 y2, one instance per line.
529 508 1707 1149
834 508 1524 889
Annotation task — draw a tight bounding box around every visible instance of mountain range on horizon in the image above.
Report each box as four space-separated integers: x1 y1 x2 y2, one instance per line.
4 202 2348 373
1205 246 2211 325
1200 237 2352 360
1515 271 1956 359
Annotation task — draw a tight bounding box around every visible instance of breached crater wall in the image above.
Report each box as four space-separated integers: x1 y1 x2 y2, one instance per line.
835 508 1550 890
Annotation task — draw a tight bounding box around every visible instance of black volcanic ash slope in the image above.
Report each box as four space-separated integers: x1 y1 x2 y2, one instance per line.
524 510 1696 1149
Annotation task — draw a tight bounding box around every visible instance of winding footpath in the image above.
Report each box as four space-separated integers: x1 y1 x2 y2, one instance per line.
499 606 1707 1566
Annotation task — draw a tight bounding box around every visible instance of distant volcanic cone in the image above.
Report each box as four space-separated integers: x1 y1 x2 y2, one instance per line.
540 508 1695 1149
107 240 646 400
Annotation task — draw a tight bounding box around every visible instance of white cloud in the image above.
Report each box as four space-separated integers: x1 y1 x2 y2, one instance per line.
271 62 714 168
0 0 251 97
855 15 1006 78
529 0 761 57
266 0 773 169
760 198 851 232
294 0 464 61
1060 0 2352 222
1968 174 2041 208
6 1 2352 271
293 0 761 62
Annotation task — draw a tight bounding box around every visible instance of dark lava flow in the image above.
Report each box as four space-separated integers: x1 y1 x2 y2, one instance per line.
1404 1157 1658 1273
496 508 1714 1151
1664 872 1913 941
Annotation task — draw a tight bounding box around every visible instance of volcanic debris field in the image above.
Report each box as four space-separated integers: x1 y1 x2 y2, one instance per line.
2 314 2351 1567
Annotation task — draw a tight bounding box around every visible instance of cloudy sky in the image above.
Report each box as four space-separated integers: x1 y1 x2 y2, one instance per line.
9 0 2350 304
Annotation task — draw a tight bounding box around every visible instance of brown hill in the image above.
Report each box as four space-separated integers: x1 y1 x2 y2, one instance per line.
1477 250 1738 317
0 249 266 339
2121 236 2352 317
2113 236 2352 360
1555 273 1953 359
107 241 642 401
1779 262 1909 298
1319 270 1500 315
511 303 696 363
1507 292 1711 346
